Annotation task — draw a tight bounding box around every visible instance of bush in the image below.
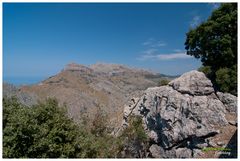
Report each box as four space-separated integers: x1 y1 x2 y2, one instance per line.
158 79 170 86
90 106 109 137
119 115 149 158
123 116 148 142
3 97 81 158
3 97 125 158
3 97 151 158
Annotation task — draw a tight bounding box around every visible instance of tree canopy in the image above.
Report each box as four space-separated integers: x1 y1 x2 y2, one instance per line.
3 97 81 158
185 3 237 95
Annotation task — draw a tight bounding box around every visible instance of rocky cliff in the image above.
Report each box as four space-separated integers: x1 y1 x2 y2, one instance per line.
121 70 237 158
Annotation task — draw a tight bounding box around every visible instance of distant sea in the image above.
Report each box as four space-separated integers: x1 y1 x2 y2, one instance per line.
3 76 46 86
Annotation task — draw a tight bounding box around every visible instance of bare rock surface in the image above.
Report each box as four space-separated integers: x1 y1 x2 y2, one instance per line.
169 70 214 95
121 70 237 158
217 92 237 113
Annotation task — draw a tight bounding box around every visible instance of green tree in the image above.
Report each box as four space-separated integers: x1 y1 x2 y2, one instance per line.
3 97 81 158
185 3 237 95
198 66 213 78
215 65 237 95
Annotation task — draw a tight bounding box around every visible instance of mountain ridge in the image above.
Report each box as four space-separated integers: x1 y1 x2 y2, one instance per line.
17 63 174 127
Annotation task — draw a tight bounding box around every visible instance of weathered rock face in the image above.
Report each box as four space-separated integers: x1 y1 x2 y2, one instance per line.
217 92 237 113
122 70 237 158
168 70 214 95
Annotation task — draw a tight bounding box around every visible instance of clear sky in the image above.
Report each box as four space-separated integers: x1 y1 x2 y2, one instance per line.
3 3 220 85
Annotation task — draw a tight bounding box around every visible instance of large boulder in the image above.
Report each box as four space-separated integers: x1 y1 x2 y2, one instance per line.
168 70 214 95
122 70 237 158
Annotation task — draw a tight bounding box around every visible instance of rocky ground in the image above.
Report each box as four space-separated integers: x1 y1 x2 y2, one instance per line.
121 70 237 158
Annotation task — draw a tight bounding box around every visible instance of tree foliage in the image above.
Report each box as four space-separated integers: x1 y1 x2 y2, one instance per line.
3 97 81 158
185 3 237 95
3 97 148 158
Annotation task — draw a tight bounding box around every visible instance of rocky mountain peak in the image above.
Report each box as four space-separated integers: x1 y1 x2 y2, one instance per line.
89 63 126 75
90 63 152 75
64 63 93 73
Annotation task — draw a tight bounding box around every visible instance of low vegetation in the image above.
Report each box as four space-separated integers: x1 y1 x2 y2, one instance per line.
158 79 170 86
119 116 149 157
3 97 148 158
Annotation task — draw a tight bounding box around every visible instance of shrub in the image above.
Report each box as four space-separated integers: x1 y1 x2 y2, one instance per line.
3 97 150 158
158 79 170 86
90 107 109 137
119 115 149 158
3 97 124 158
3 97 81 158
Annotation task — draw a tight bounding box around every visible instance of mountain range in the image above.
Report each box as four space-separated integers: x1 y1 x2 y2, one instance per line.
4 63 175 128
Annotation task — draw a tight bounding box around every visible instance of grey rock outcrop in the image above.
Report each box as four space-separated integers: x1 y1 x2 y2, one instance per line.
121 70 237 158
217 92 237 113
168 70 214 95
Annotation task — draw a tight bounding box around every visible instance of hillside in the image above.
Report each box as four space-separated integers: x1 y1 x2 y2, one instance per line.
3 83 37 106
3 69 237 158
20 63 174 127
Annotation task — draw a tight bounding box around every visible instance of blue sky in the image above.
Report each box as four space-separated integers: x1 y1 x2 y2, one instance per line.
3 3 220 84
